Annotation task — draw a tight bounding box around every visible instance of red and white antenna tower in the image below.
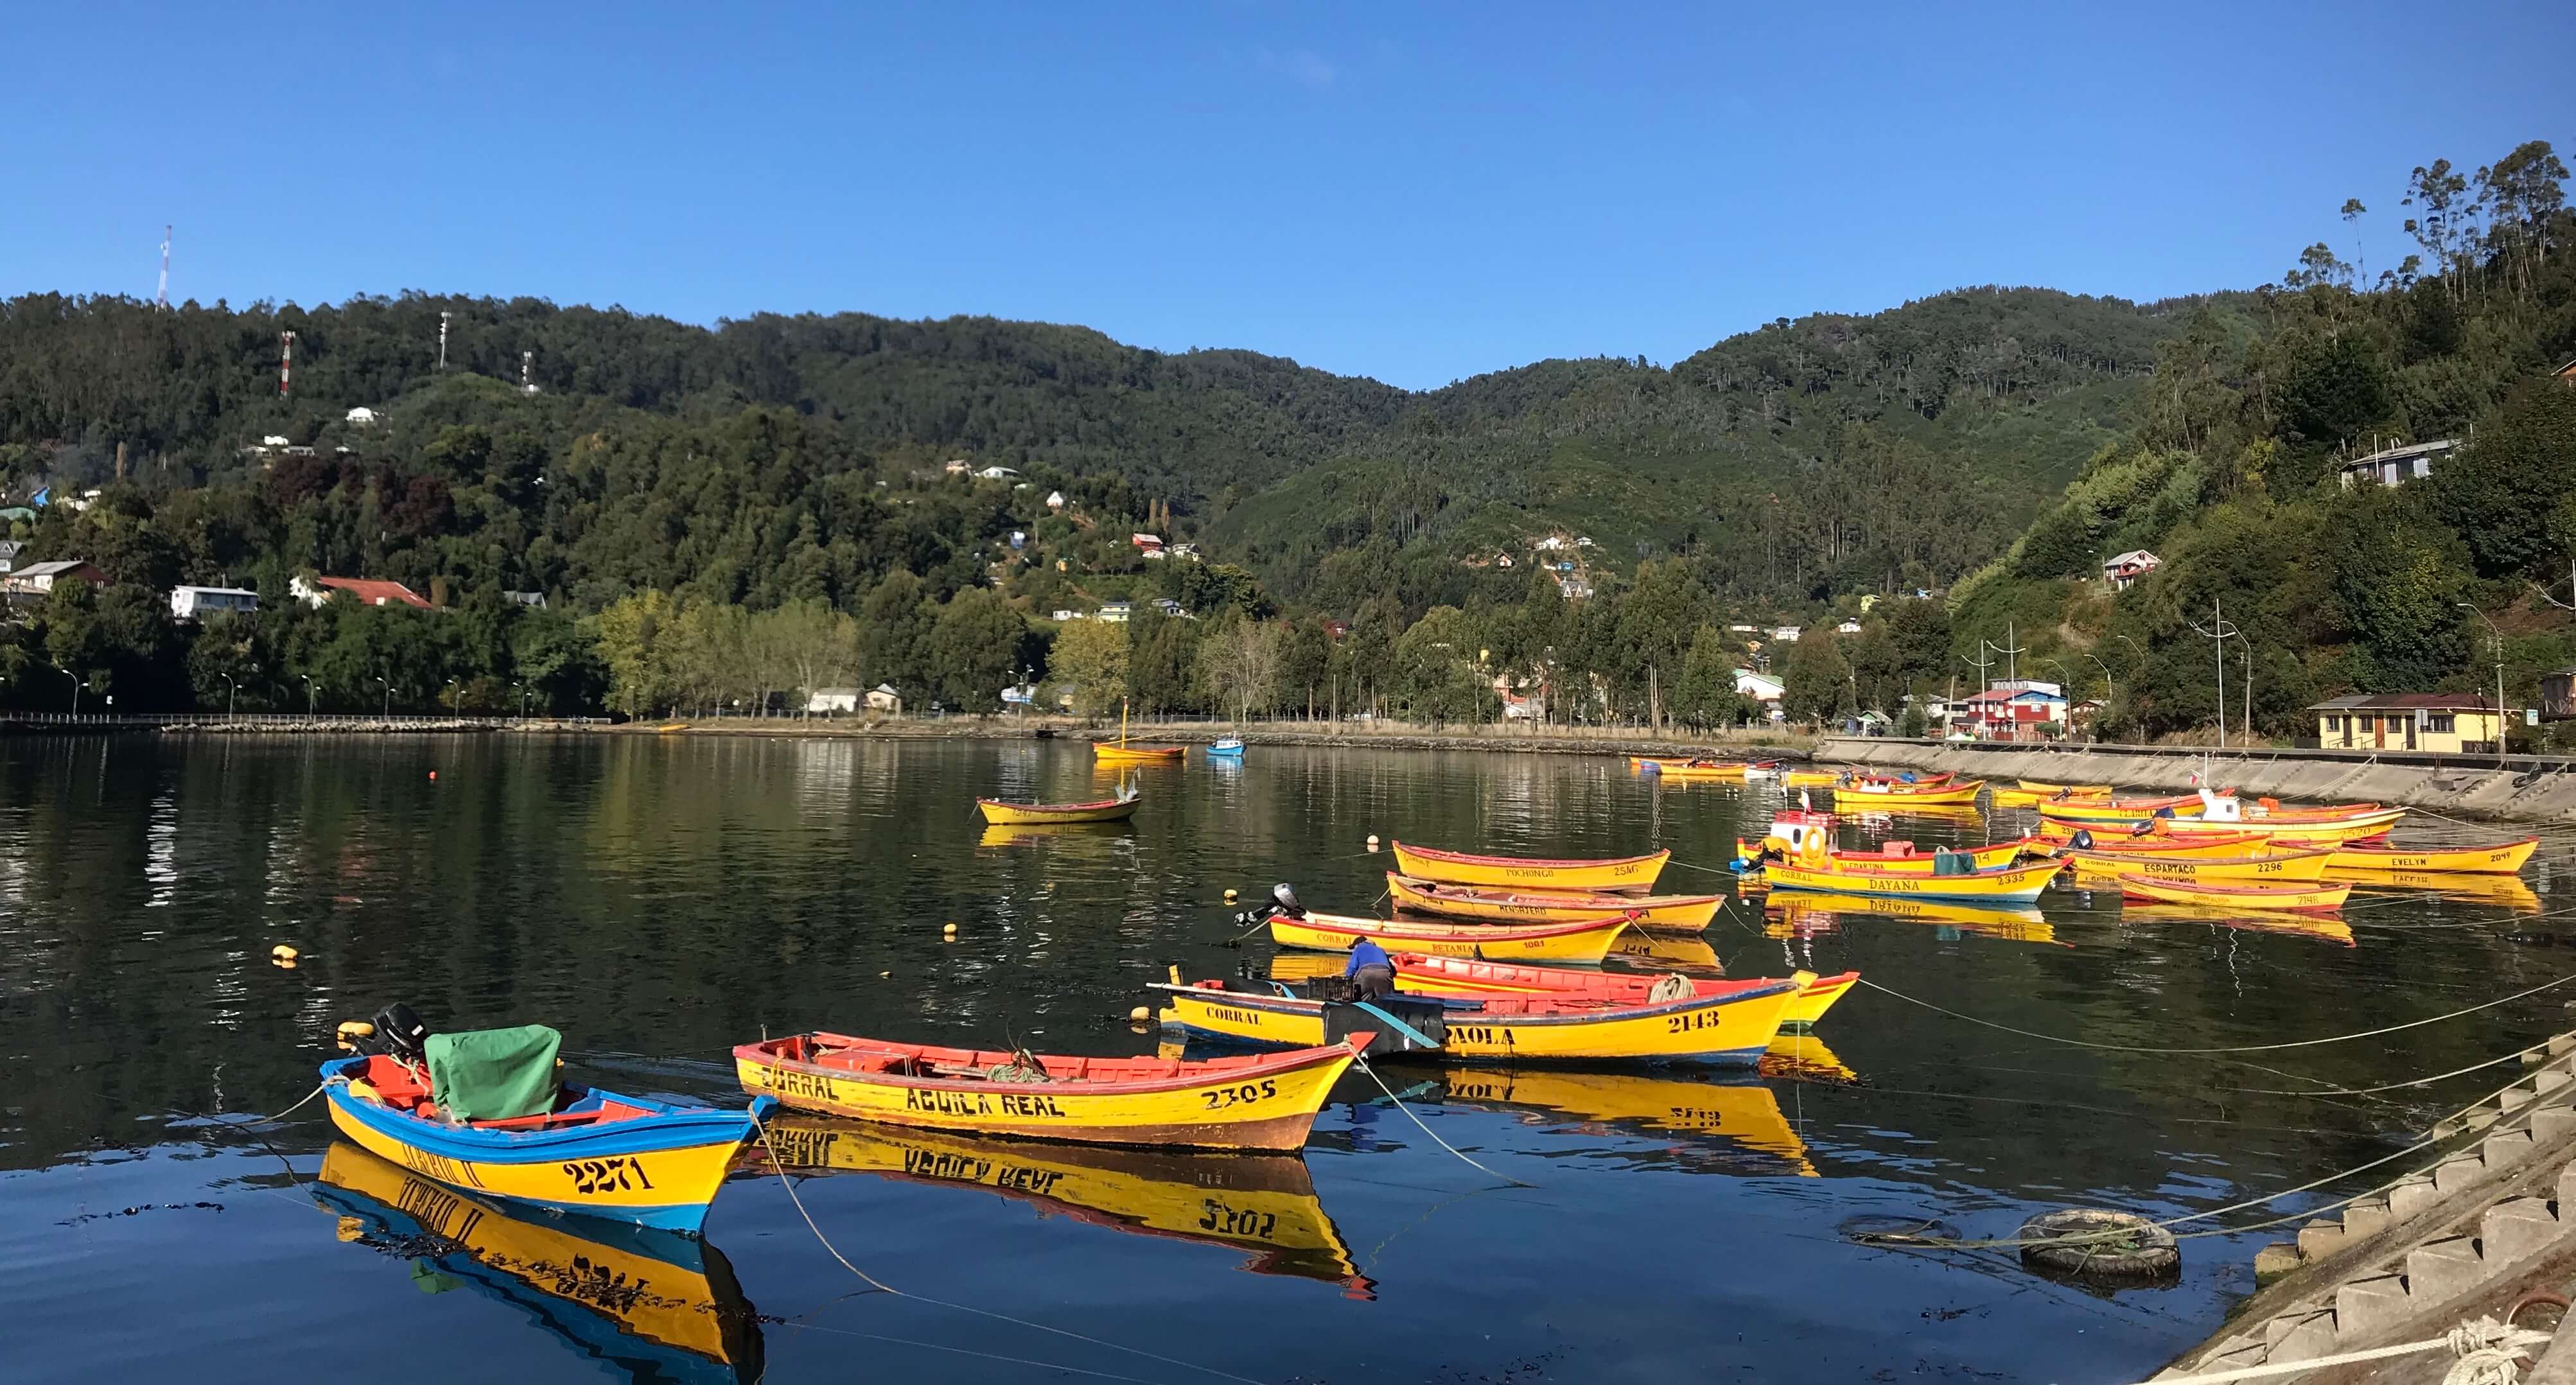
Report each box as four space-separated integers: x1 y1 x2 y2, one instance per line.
279 331 296 397
155 226 170 309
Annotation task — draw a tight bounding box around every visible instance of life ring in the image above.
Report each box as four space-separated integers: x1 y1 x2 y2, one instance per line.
1796 832 1830 869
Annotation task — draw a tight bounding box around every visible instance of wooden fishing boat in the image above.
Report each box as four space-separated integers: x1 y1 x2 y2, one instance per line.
1627 754 1698 771
1205 738 1246 759
1825 837 2048 873
1385 873 1721 930
745 1117 1365 1293
2327 838 2539 875
315 1142 764 1381
1643 758 1761 781
1757 855 2063 904
2017 778 2112 796
2110 874 2352 914
2034 824 2279 857
975 796 1141 826
1092 742 1184 764
1825 778 1986 806
2161 808 2406 844
1387 953 1859 1027
1435 1068 1815 1173
1270 909 1633 963
322 1041 769 1235
2036 794 2211 824
1153 972 1807 1063
2065 846 2336 884
1390 841 1670 891
733 1032 1362 1151
1763 891 2060 946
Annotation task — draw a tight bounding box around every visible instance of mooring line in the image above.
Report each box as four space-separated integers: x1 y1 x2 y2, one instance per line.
1350 1054 1535 1188
1854 971 2576 1055
753 1113 1268 1385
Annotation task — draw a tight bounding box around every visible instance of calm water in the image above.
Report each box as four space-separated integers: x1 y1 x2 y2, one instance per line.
6 736 2575 1384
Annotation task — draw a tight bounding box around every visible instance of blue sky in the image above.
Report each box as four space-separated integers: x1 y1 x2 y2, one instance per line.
4 3 2570 390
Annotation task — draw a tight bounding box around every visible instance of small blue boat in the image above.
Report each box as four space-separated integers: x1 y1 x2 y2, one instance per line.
322 1022 773 1234
1207 738 1246 759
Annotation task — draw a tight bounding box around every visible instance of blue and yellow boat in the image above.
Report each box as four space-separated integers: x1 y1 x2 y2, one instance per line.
322 1021 771 1235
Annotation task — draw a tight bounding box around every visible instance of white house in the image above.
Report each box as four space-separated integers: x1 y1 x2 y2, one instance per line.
170 586 259 620
1534 536 1566 552
976 466 1021 480
1574 536 1597 549
1836 618 1862 634
1052 608 1083 622
503 590 547 607
865 684 902 713
2336 438 2456 490
1151 597 1193 618
1734 668 1785 702
344 406 380 427
1046 491 1067 511
1770 625 1802 643
1098 601 1134 623
2102 550 2161 590
807 687 861 713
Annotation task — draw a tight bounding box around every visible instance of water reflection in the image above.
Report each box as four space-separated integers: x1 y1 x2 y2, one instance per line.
1762 892 2063 946
1432 1067 1818 1176
747 1115 1370 1296
314 1142 764 1384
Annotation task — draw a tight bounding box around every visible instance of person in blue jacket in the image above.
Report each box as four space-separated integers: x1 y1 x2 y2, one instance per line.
1344 936 1395 1001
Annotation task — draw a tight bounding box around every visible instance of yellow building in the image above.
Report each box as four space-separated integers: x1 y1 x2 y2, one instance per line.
2310 693 2507 754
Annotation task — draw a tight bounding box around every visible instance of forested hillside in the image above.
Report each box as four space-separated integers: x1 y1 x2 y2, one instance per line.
1945 139 2576 745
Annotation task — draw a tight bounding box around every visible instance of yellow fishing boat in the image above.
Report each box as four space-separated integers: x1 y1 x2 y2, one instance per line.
1091 697 1184 763
1819 837 2047 873
734 1032 1361 1151
1825 778 1987 807
1390 841 1670 892
1780 768 1844 788
2162 808 2406 845
1385 873 1721 930
2110 874 2352 913
746 1117 1365 1293
2033 824 2281 857
1764 891 2060 946
1153 971 1805 1063
1435 1068 1816 1174
1758 855 2063 904
2327 838 2539 875
1649 760 1758 781
2065 846 2336 884
2036 794 2210 824
975 796 1141 826
2017 779 2113 796
315 1142 763 1379
1269 909 1633 963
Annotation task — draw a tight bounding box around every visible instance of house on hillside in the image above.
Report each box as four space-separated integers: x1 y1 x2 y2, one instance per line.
1052 609 1083 622
2544 666 2576 721
3 559 106 597
1132 534 1165 559
291 575 432 609
1836 618 1862 634
1770 625 1801 643
2554 359 2576 386
1556 574 1591 599
943 460 972 476
2336 439 2456 490
2311 692 2510 753
344 406 380 427
807 687 861 714
1098 601 1134 623
1961 683 2068 742
1046 491 1067 510
1151 597 1191 618
170 586 259 620
2103 550 2162 590
0 539 21 575
865 684 903 713
504 590 546 607
977 466 1021 480
1734 668 1785 704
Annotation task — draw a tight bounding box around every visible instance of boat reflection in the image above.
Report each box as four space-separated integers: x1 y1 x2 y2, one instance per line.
2326 869 2544 913
1764 891 2063 946
2119 905 2358 946
746 1117 1369 1296
1610 927 1722 970
1761 1032 1859 1084
1432 1068 1818 1176
313 1142 762 1385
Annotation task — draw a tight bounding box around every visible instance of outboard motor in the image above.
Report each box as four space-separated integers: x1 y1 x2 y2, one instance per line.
365 1003 431 1062
1270 882 1304 920
2070 828 2095 850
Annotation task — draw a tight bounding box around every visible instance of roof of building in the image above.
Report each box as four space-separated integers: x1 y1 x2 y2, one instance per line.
2338 437 2460 469
315 576 431 608
174 584 258 595
2309 692 2497 711
2104 549 2160 568
13 559 99 579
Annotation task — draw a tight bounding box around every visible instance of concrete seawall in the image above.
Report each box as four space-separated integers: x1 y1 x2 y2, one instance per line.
1821 738 2576 824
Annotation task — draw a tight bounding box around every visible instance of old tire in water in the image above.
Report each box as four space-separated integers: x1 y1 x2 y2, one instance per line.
2018 1210 2179 1286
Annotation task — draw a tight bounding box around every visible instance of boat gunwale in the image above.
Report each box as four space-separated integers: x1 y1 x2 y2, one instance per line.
1393 841 1672 872
1154 977 1800 1027
1384 873 1718 912
734 1033 1362 1099
1284 909 1639 943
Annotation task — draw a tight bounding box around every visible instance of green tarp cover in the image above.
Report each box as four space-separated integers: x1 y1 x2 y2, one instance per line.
426 1025 562 1122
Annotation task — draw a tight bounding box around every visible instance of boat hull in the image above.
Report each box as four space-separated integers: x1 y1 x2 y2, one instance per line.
1758 857 2062 904
1270 910 1631 963
2112 874 2352 913
321 1059 765 1234
975 797 1141 825
1092 744 1185 763
2066 847 2335 884
1385 873 1719 929
1388 955 1857 1028
734 1036 1358 1152
1823 779 1986 807
2327 839 2538 874
1391 842 1670 891
1156 979 1801 1063
1764 891 2058 945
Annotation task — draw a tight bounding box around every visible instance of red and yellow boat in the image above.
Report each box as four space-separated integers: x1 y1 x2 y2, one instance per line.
2065 846 2336 884
2328 839 2539 875
1826 778 1986 807
1270 909 1634 963
734 1032 1363 1151
1758 855 2063 904
1385 872 1721 930
2110 874 2352 914
976 796 1141 826
1390 841 1669 892
1154 972 1807 1063
1762 837 2047 874
2035 824 2278 857
1387 953 1857 1028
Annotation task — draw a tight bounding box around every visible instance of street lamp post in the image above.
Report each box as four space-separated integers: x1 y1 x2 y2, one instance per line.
510 681 527 720
55 664 80 716
2458 602 2510 766
222 672 240 720
444 677 460 714
2083 654 2114 733
301 675 317 715
376 675 391 719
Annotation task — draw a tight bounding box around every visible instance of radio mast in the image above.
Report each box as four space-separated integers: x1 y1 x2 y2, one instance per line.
279 331 295 397
155 226 171 309
437 311 450 370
